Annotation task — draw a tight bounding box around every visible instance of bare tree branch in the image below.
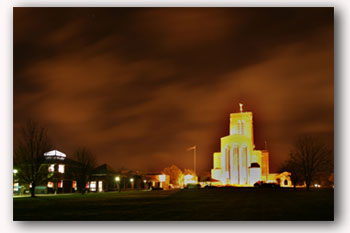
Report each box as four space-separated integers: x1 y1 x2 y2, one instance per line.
14 120 53 197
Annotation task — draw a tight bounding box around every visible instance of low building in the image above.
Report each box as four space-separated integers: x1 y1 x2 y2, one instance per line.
146 173 170 190
89 164 119 192
267 172 292 187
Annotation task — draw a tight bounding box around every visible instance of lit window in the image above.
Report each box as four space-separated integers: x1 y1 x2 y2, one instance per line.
47 182 54 188
184 175 196 185
158 175 166 182
48 164 55 172
241 120 245 135
13 183 19 192
58 180 63 188
58 164 65 173
90 181 96 192
237 120 241 135
98 181 103 192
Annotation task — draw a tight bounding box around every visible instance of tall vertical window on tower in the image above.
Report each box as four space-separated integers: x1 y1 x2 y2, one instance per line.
237 120 241 135
225 146 230 172
241 120 245 135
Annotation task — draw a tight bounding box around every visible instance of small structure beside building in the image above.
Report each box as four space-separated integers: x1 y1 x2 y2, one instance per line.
146 173 170 190
89 164 119 192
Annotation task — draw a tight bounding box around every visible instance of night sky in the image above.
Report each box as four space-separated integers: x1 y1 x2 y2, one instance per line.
14 8 333 174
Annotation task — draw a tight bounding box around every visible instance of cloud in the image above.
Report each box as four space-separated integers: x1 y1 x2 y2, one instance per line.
14 8 333 173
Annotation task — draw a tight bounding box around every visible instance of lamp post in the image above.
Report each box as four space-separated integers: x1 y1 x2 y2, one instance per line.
130 178 134 189
187 145 197 174
115 176 120 192
13 169 18 194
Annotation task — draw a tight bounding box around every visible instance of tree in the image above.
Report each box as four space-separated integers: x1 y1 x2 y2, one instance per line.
183 168 196 176
14 120 53 197
288 136 332 190
73 147 97 194
162 165 183 186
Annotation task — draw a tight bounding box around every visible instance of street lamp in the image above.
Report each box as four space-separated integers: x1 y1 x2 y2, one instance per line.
130 178 134 189
187 145 197 174
143 179 147 189
13 169 18 174
115 176 120 192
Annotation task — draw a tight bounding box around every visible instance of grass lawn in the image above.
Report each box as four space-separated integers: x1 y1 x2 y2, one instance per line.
13 187 334 221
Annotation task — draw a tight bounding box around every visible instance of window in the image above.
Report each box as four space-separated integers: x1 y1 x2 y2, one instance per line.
225 146 230 172
13 183 19 192
72 181 77 190
58 180 63 188
90 181 96 192
47 182 54 188
98 181 103 192
237 120 241 135
241 120 245 135
58 164 65 173
48 164 55 172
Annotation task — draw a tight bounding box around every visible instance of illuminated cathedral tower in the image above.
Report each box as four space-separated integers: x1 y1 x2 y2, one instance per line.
211 104 269 186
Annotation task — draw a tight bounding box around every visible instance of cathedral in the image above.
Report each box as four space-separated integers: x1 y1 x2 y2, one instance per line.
211 104 292 187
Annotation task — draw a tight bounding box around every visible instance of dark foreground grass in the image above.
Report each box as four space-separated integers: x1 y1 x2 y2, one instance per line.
13 187 333 221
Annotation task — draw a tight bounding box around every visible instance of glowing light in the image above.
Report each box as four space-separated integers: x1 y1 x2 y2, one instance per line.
314 184 321 188
13 183 19 192
158 175 166 182
239 103 243 112
184 174 197 185
90 181 96 191
98 181 103 192
143 180 147 183
44 150 66 160
58 180 63 188
47 182 54 188
13 169 18 174
115 176 120 182
130 178 134 182
48 164 55 172
58 164 65 173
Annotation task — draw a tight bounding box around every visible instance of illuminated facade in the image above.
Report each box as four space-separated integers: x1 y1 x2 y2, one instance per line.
146 173 170 190
211 104 291 187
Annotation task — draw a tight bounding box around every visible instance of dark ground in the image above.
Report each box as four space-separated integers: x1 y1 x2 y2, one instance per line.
13 187 334 221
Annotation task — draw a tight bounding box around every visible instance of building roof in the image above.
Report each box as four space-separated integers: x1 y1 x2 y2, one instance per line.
199 176 220 182
91 164 117 176
44 150 66 158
